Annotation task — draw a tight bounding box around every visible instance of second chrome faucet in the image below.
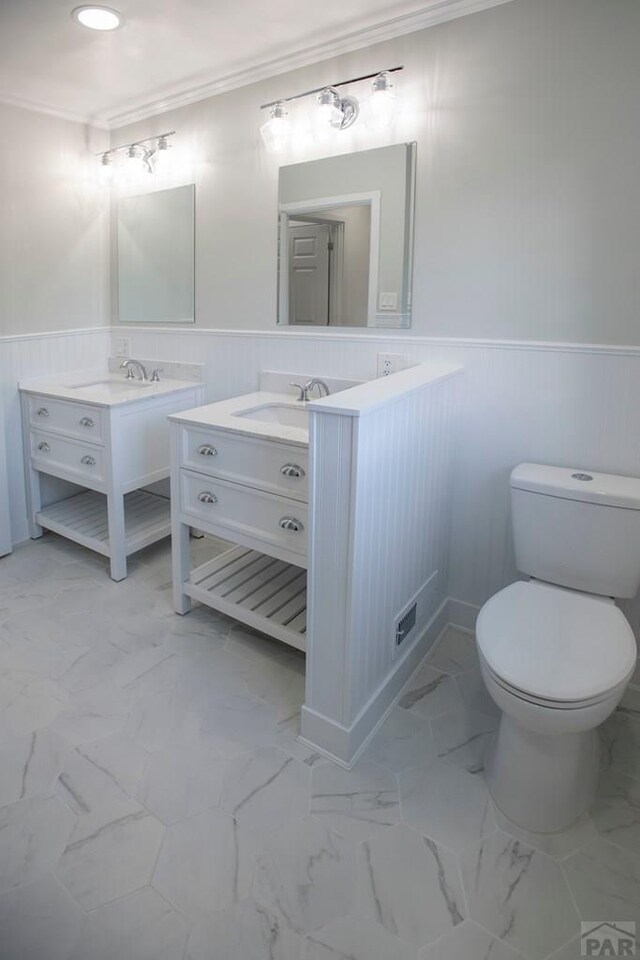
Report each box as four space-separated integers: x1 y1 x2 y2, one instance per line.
289 378 331 402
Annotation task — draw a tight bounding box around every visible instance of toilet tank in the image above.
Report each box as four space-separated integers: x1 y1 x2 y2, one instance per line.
511 463 640 598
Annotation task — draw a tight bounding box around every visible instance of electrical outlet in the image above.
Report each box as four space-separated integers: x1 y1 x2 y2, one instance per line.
115 337 131 358
377 353 408 377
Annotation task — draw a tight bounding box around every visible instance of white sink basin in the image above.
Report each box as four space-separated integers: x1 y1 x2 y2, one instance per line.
65 378 152 398
234 403 309 430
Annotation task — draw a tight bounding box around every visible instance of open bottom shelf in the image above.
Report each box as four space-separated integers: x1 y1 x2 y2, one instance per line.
37 489 171 558
185 545 307 651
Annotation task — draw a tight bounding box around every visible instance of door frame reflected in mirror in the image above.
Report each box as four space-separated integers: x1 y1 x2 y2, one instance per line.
278 191 381 327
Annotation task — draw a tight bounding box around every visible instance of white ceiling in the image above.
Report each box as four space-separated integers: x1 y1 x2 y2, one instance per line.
0 0 510 127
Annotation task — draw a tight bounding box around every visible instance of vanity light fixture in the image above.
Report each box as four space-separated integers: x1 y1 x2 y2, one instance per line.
95 131 176 185
259 65 402 149
72 5 122 30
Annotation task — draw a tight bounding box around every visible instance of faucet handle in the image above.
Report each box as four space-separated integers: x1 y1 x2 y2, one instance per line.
150 368 164 383
289 382 307 402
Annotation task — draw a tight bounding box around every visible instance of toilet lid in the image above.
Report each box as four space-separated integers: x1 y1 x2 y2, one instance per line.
476 581 637 702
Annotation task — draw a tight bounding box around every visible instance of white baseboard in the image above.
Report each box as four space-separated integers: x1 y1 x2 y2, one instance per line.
447 596 481 633
299 596 450 768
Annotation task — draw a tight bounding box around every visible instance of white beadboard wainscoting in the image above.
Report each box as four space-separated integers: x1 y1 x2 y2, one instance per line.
113 326 640 687
0 327 111 545
302 364 460 765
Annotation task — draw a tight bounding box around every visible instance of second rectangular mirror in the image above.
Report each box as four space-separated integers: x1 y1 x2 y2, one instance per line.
278 142 416 328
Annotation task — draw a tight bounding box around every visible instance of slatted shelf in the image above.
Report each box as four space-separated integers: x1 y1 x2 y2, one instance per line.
186 545 307 651
36 489 171 558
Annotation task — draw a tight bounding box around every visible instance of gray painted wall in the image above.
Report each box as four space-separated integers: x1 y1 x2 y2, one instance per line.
113 0 640 344
0 103 109 337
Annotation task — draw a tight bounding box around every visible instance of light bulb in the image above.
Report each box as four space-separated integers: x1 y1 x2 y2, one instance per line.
98 152 113 186
368 72 396 130
153 136 172 176
315 88 343 133
260 102 290 154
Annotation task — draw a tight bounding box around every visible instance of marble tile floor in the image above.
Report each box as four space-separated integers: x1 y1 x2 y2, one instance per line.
0 534 638 959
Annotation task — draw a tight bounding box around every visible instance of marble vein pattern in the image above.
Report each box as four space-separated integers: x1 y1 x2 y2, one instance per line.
420 920 526 959
310 760 401 843
253 816 356 934
399 758 496 852
357 824 465 947
1 535 639 959
459 831 579 959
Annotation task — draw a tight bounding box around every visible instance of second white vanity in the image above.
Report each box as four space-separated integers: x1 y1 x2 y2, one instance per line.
20 362 203 580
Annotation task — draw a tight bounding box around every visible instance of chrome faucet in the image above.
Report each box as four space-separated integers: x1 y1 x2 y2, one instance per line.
305 378 330 398
289 379 331 402
120 359 149 381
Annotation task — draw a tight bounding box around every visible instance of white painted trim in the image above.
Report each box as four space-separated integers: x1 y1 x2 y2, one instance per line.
299 598 449 767
0 326 108 345
447 596 480 633
279 191 380 328
109 324 640 358
101 0 516 128
0 93 108 129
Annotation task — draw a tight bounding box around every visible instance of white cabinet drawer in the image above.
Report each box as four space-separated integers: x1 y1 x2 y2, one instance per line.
181 426 308 502
180 469 307 559
28 395 105 444
30 430 106 486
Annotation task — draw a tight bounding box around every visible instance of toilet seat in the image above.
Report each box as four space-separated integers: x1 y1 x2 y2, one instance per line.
476 580 636 704
480 655 629 711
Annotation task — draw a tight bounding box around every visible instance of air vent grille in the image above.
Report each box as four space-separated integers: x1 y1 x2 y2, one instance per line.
395 603 417 647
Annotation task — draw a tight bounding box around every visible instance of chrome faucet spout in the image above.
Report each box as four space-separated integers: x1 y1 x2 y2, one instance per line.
304 378 331 398
120 359 149 382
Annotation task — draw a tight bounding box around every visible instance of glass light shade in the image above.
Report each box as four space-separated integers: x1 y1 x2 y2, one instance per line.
98 153 113 186
315 88 343 133
368 73 396 130
153 138 172 177
72 5 121 29
260 103 290 153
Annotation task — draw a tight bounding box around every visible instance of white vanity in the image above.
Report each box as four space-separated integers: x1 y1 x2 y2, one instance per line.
20 365 203 580
169 381 320 651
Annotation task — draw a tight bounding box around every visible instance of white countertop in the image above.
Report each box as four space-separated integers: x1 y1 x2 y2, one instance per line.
19 370 201 408
307 362 463 417
168 392 310 447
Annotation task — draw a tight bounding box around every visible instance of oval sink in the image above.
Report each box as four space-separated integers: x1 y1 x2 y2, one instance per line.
65 379 152 398
234 403 309 429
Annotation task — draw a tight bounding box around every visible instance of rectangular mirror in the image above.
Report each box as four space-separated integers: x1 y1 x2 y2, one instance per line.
117 184 195 324
278 143 416 328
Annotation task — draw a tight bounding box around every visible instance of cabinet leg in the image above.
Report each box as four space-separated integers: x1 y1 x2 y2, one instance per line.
172 519 191 615
107 493 127 582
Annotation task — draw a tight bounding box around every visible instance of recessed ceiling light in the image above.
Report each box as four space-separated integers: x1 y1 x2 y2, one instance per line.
72 5 122 30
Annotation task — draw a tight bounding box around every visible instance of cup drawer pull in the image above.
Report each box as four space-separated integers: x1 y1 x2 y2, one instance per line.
280 463 306 479
81 455 96 466
198 491 218 504
37 441 51 453
197 445 218 457
79 416 95 428
279 516 304 532
36 407 49 417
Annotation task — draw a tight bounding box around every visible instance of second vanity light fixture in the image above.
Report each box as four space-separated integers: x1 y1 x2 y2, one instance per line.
98 131 175 185
260 66 402 153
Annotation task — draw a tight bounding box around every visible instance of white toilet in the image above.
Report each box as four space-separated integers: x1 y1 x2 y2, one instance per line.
476 463 639 833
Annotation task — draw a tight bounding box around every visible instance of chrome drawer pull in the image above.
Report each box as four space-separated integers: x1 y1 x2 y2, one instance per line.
280 463 306 479
197 445 218 457
37 441 51 453
197 491 218 504
81 455 96 466
79 416 95 428
36 407 49 417
279 516 304 533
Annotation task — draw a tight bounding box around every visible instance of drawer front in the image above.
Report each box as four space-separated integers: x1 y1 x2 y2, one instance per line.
28 395 105 444
181 470 307 558
181 426 308 501
30 430 106 485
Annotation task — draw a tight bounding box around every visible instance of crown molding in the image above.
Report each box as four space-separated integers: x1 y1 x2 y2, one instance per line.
101 0 515 129
0 92 108 129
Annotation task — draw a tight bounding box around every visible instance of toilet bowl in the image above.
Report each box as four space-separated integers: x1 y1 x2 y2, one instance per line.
476 463 640 834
